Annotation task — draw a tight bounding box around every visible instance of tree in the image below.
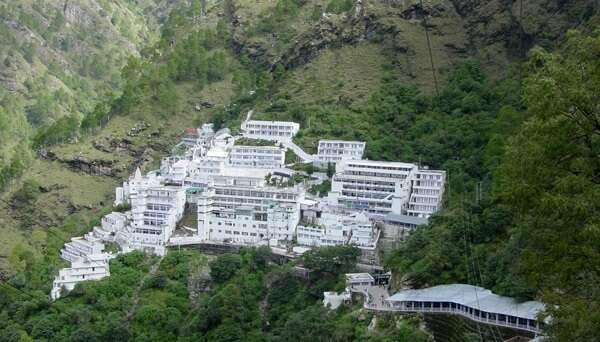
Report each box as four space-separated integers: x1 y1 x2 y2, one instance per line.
326 162 335 178
495 30 600 339
209 254 242 284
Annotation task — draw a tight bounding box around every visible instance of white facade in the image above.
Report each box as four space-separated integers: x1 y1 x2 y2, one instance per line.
328 160 416 215
51 253 113 300
228 145 285 169
101 212 128 234
197 202 299 245
165 159 191 185
297 212 376 248
315 140 365 165
128 172 186 255
407 169 446 218
60 237 105 263
328 160 445 217
197 180 303 244
241 120 300 141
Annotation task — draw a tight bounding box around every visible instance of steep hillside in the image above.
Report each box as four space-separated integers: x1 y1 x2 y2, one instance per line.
0 1 599 339
0 0 180 191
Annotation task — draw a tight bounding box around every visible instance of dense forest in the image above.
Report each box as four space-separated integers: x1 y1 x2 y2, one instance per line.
0 0 599 341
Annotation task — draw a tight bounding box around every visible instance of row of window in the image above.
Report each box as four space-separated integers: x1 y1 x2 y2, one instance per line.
341 190 389 200
210 229 258 237
410 197 439 204
134 228 162 235
231 148 282 154
215 189 297 200
146 204 171 211
335 178 397 187
346 171 409 179
397 301 539 328
347 164 414 172
412 188 441 195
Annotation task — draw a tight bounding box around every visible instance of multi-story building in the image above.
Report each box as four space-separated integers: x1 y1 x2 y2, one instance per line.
407 169 446 218
328 160 416 215
228 145 285 169
197 178 304 244
315 140 365 166
328 160 445 217
197 202 299 245
128 172 186 255
101 212 128 233
60 237 105 263
51 253 113 300
297 212 376 248
241 120 300 141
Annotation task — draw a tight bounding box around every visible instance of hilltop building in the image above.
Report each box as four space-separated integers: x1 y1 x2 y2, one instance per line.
228 145 285 169
315 140 365 166
241 120 300 141
51 253 113 300
328 160 445 218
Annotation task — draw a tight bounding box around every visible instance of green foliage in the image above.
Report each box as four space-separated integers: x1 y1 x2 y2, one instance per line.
493 30 600 339
326 0 353 14
309 180 331 197
234 137 275 146
209 253 242 284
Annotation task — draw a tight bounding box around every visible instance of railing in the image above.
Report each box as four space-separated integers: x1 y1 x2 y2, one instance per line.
382 304 541 333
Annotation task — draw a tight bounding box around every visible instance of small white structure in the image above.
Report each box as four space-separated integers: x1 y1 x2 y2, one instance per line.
102 212 128 233
165 159 191 185
345 273 375 287
60 237 105 263
241 120 300 142
51 253 113 300
228 145 285 169
315 140 365 165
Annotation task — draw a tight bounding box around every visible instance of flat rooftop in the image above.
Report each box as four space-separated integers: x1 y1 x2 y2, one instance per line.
384 213 429 226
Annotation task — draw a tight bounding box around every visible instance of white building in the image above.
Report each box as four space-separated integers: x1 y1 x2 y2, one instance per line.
164 159 191 185
407 169 446 218
297 212 376 248
241 120 300 142
121 170 186 256
51 253 113 300
101 212 128 234
315 140 365 165
60 237 105 263
328 160 445 217
228 145 285 169
197 177 304 244
347 213 377 248
328 160 416 215
129 184 185 255
197 202 299 245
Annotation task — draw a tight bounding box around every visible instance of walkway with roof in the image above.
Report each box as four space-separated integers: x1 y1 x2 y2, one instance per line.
345 275 545 334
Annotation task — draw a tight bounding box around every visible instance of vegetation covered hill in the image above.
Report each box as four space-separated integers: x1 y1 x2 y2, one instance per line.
0 0 599 340
0 0 178 190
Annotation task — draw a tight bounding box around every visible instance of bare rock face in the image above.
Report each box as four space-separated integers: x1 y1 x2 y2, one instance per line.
38 149 122 177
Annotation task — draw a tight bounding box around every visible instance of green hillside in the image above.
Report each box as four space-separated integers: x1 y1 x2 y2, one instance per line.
0 0 599 340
